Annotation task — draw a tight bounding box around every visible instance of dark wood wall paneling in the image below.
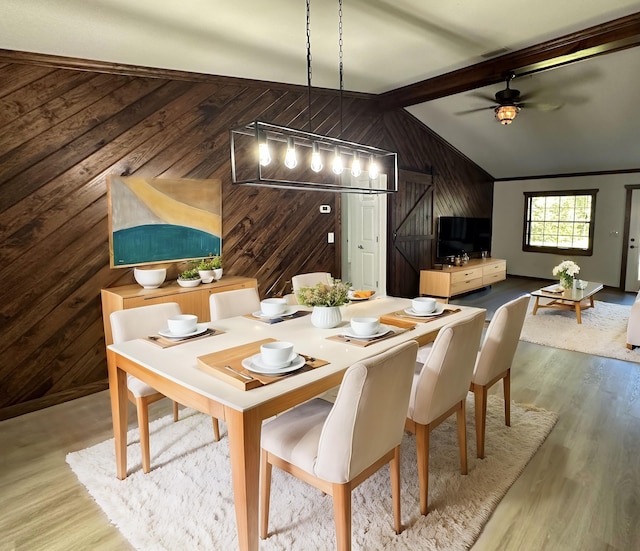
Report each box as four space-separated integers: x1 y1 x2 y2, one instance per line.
0 52 492 419
383 110 494 296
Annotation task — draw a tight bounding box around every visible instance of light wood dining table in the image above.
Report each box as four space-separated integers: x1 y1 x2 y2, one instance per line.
106 296 484 551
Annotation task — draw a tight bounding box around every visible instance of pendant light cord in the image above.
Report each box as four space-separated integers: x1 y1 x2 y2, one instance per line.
338 0 343 138
306 0 313 132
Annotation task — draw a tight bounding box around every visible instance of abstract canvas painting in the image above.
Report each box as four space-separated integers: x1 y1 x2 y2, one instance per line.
108 176 222 267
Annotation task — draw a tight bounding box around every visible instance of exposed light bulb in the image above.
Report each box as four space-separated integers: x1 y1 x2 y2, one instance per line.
311 142 323 172
284 137 297 169
258 131 271 166
332 146 344 174
368 155 379 179
351 151 362 177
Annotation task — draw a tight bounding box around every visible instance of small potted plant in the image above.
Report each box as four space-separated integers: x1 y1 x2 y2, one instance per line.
296 279 351 328
177 268 202 288
196 254 223 283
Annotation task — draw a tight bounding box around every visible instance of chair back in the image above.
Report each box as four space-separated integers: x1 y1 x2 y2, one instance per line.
291 272 332 292
314 341 418 483
209 287 260 320
409 310 485 425
110 302 182 343
473 295 529 386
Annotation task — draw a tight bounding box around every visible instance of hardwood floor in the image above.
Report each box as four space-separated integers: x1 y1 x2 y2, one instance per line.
1 276 639 551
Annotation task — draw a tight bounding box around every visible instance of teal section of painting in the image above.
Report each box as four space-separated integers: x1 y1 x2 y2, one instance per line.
113 225 221 266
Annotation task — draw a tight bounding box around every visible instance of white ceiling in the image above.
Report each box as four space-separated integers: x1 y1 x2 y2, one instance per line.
2 0 640 179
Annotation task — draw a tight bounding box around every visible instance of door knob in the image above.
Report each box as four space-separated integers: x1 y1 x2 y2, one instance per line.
358 245 364 249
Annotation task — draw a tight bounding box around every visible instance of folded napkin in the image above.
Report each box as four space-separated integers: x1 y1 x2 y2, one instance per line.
145 328 220 348
326 326 409 347
380 308 461 325
243 310 311 324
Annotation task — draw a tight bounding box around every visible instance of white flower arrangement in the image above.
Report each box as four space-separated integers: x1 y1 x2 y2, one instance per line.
552 260 580 279
295 279 351 307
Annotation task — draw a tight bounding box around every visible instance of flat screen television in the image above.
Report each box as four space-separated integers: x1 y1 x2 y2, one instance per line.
436 216 492 259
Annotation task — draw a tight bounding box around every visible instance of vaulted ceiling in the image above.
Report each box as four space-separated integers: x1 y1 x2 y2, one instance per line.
2 0 639 179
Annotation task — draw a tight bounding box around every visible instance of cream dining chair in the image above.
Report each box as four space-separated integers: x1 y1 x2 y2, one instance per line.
470 294 529 459
291 272 332 292
406 310 485 515
290 272 332 305
260 341 418 551
209 287 261 320
110 302 221 474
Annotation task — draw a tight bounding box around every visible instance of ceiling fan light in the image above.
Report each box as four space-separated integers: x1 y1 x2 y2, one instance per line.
495 105 520 125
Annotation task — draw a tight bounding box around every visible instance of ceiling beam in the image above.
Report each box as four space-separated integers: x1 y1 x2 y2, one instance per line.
377 12 640 109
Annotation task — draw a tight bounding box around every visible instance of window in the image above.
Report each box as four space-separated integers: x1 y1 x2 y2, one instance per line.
523 189 597 256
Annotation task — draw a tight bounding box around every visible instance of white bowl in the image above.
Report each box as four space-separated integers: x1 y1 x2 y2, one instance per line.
412 297 436 314
133 268 166 289
260 341 294 367
350 317 380 337
167 314 198 336
198 270 216 284
260 298 288 317
177 277 201 288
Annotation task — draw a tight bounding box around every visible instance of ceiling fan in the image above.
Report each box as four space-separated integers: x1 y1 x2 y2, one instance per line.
456 73 562 125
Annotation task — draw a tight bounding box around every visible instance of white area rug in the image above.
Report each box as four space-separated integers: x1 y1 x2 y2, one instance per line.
67 395 556 551
520 298 640 363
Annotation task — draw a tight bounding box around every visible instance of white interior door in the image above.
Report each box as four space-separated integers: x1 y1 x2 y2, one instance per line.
352 193 379 290
342 176 387 294
625 189 640 292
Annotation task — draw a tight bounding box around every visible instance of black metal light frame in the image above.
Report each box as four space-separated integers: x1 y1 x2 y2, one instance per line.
230 120 398 194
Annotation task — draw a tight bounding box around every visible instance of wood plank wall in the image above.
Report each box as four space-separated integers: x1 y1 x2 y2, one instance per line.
0 50 493 419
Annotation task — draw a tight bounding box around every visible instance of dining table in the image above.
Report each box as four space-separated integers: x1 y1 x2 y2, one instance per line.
106 295 485 551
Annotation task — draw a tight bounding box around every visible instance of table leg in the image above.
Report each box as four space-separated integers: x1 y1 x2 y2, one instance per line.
575 302 582 324
225 407 262 551
107 349 129 480
532 296 540 315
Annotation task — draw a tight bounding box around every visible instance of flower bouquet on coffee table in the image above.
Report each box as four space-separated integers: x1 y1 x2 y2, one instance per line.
552 260 580 290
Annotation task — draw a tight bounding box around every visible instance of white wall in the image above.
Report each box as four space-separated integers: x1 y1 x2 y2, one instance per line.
492 174 638 287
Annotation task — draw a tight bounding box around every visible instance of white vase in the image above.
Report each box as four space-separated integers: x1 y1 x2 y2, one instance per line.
310 306 342 329
213 268 223 280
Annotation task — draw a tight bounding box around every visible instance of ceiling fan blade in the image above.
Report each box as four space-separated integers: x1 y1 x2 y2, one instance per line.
519 101 563 112
467 91 496 102
455 106 496 115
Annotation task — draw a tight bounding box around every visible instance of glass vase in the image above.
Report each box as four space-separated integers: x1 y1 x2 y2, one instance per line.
559 275 574 291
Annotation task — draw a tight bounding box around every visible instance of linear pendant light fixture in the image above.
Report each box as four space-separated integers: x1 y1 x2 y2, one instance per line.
230 0 398 194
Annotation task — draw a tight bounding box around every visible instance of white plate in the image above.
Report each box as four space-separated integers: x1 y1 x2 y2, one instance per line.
404 304 445 317
242 354 306 375
348 290 376 301
158 323 209 339
252 307 297 319
341 324 392 339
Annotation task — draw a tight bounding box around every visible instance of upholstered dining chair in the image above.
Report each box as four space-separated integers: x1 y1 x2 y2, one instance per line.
470 294 529 459
405 310 485 515
208 287 261 320
260 341 418 551
291 272 332 292
110 302 221 474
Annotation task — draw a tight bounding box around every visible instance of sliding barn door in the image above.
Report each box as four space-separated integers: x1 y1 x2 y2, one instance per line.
387 169 434 297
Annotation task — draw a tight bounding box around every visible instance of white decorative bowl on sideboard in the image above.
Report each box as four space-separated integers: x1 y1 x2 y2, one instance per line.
177 277 202 288
133 268 166 289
